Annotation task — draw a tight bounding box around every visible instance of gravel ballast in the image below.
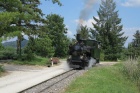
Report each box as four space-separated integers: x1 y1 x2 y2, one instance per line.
22 70 87 93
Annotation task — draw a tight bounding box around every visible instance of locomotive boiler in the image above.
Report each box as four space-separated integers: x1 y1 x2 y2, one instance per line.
67 34 100 69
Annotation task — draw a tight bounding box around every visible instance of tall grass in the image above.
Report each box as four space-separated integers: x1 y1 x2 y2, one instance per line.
121 58 140 90
64 64 139 93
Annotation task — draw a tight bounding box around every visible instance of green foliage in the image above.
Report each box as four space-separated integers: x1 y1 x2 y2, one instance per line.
0 65 4 75
23 46 35 61
13 56 50 66
34 36 54 57
0 0 62 57
0 12 20 36
120 59 140 90
0 65 4 72
0 47 17 60
77 25 91 39
100 50 105 61
65 64 139 93
126 30 140 59
51 0 62 6
91 0 127 61
43 14 70 57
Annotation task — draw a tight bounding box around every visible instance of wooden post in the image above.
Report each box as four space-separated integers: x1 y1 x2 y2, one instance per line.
51 58 53 66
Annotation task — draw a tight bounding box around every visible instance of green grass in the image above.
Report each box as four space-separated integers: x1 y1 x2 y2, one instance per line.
120 60 140 90
64 63 139 93
12 56 50 66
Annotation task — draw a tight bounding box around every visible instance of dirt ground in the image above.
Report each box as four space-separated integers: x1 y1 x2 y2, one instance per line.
0 61 118 77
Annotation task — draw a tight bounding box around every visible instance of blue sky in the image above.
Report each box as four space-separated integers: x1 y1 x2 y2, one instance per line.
4 0 140 47
39 0 140 47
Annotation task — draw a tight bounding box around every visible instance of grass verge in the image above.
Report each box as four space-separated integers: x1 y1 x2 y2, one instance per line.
120 59 140 91
12 56 50 66
64 64 139 93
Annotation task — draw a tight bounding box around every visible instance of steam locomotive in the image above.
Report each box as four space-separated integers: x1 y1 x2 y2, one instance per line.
67 34 100 69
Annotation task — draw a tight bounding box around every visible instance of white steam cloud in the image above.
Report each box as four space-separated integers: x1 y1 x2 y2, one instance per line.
77 0 96 33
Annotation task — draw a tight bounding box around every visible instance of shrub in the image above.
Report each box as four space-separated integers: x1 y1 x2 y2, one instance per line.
0 65 4 72
22 46 35 61
0 47 17 60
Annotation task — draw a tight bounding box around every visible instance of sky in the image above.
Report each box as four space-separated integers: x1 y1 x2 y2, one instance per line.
39 0 140 47
3 0 140 47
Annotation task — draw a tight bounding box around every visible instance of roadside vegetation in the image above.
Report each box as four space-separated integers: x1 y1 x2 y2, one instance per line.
0 0 69 65
0 65 4 76
12 56 50 66
120 58 140 91
64 63 140 93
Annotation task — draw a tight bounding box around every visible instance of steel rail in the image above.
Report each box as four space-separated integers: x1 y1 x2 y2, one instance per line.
19 69 78 93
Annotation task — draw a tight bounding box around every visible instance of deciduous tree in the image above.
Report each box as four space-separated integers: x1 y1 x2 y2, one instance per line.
43 14 69 57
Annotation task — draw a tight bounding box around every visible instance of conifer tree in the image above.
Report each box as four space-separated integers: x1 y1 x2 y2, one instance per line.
128 30 140 59
77 25 90 39
91 0 127 61
0 0 61 57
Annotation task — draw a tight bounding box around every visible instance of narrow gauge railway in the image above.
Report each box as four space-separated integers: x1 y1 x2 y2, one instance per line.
19 69 86 93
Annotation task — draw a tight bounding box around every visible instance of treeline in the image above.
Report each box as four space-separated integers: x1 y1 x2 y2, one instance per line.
0 0 70 61
0 0 139 61
77 0 140 61
125 30 140 60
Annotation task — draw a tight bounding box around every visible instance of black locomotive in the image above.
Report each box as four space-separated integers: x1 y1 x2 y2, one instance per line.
67 34 100 69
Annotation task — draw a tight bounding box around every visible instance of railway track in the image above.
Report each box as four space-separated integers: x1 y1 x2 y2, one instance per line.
19 69 85 93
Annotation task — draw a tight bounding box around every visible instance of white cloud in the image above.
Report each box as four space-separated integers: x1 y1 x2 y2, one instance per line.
67 30 74 38
121 0 140 7
65 25 74 38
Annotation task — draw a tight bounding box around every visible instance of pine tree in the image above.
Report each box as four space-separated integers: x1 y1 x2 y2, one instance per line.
128 30 140 59
77 25 91 39
0 0 61 57
91 0 127 61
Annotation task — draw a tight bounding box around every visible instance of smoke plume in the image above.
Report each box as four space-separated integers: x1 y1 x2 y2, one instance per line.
88 57 96 68
77 0 96 33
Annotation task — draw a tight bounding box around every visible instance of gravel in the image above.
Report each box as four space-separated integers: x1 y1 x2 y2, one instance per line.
21 70 87 93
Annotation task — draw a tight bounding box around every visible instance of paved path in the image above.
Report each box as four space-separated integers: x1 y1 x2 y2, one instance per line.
0 61 70 93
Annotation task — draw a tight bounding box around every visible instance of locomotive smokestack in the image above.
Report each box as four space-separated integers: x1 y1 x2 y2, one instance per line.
76 34 81 41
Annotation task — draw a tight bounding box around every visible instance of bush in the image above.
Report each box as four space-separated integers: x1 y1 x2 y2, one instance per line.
0 47 17 60
34 36 54 57
0 65 4 72
22 46 35 61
